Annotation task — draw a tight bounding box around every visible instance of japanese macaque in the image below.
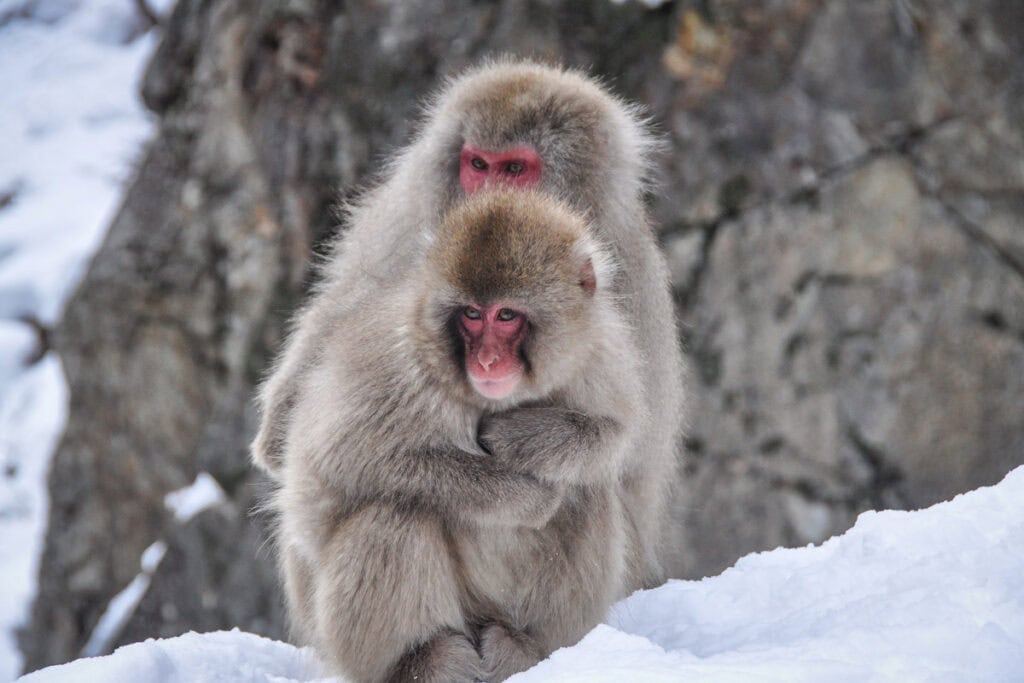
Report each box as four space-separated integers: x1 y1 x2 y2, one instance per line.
253 59 685 677
274 190 642 682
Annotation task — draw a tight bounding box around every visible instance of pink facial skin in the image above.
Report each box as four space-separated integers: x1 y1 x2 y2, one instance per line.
458 303 528 400
459 144 543 195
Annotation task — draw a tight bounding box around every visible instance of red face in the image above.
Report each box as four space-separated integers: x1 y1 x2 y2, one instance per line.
457 303 528 400
459 144 543 195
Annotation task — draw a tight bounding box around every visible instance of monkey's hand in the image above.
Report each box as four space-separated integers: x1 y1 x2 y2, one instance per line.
430 455 560 530
478 407 625 486
367 445 561 530
496 473 563 529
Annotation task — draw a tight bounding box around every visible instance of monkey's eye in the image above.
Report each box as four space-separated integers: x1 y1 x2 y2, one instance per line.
505 161 525 175
463 306 482 320
470 157 488 171
496 308 519 322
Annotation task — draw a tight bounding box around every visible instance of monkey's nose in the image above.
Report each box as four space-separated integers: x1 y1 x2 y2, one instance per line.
477 348 498 370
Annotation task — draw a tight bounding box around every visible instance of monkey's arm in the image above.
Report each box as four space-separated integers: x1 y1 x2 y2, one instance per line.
477 407 630 487
252 377 299 475
356 446 561 529
252 305 334 475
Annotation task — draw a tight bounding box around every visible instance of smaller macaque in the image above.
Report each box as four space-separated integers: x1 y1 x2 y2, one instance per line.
271 189 643 682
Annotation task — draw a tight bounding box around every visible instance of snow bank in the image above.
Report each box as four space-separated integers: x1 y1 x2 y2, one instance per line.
20 631 324 683
20 466 1024 682
524 465 1024 682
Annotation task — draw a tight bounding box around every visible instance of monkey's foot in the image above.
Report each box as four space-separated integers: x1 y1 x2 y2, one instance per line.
478 623 544 682
385 630 483 683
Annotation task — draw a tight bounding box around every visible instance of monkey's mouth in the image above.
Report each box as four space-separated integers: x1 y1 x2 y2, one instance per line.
469 371 522 401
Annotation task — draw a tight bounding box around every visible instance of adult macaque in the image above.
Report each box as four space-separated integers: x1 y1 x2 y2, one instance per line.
273 190 641 682
253 60 684 590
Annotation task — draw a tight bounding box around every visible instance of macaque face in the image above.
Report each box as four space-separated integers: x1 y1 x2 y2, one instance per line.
459 144 542 194
456 302 529 400
428 189 600 403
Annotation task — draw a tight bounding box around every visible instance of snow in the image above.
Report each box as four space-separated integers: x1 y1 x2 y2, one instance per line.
164 471 227 522
0 0 158 323
19 466 1024 682
0 1 160 679
0 321 35 387
0 356 67 682
21 631 326 683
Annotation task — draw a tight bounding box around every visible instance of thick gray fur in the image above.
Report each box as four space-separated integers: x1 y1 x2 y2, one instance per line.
253 61 686 682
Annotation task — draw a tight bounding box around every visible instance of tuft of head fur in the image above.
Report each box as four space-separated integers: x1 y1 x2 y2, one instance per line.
432 189 604 304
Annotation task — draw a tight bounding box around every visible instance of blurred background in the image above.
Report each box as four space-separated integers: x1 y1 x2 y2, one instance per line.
1 0 1021 677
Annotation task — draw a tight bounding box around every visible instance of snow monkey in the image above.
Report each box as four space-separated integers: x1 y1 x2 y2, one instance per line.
272 190 643 681
252 60 685 679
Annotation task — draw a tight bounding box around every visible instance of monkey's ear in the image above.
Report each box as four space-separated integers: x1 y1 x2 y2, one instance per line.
579 258 597 295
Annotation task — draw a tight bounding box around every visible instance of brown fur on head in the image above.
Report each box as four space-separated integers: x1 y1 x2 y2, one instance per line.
433 189 597 304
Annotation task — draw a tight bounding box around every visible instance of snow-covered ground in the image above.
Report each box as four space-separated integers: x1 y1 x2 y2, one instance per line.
20 465 1024 682
0 1 165 679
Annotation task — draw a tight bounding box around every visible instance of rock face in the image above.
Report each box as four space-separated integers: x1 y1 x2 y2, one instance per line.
661 0 1024 575
22 0 1024 672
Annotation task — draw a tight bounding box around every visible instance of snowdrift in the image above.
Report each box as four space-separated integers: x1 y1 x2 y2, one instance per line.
21 466 1024 682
